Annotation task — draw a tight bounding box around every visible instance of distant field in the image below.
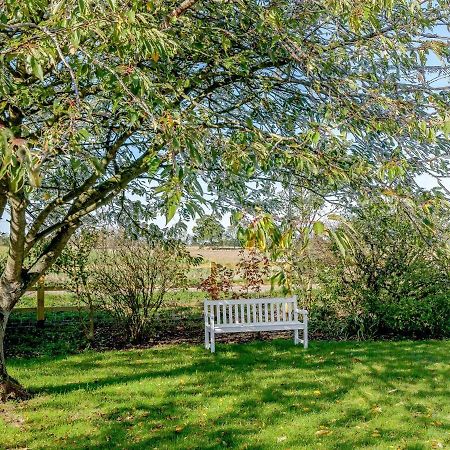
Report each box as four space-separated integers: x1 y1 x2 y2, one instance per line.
7 244 256 297
1 245 242 267
188 246 243 267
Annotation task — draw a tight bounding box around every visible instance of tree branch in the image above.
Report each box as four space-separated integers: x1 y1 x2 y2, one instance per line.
28 146 163 247
25 222 79 288
163 0 201 29
2 192 27 282
0 23 80 105
24 129 136 253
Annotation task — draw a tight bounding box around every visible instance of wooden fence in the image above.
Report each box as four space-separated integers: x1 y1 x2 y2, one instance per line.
14 284 86 327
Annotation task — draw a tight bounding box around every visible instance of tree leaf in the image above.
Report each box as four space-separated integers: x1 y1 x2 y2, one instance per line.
30 56 44 81
166 191 181 224
311 130 320 146
313 221 325 235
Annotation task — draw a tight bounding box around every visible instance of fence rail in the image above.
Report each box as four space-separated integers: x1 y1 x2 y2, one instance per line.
25 286 66 292
14 306 88 314
13 280 76 326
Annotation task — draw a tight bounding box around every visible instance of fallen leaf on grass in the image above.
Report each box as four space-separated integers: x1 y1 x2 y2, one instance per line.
277 436 287 443
315 428 332 437
431 421 443 427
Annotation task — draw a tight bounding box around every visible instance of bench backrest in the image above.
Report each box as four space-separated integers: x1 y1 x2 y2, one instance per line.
204 296 298 325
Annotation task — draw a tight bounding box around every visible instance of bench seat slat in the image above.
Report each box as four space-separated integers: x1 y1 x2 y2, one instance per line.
213 323 306 333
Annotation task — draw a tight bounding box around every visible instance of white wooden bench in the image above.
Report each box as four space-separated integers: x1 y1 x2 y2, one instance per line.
204 296 308 353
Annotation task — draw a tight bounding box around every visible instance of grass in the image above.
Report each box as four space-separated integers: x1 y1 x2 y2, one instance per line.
13 289 281 312
1 340 449 449
17 292 78 308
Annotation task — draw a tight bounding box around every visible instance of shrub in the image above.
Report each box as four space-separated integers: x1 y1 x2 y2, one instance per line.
92 236 196 343
198 248 269 299
301 200 450 340
307 266 380 340
198 263 233 300
373 294 450 338
55 228 99 342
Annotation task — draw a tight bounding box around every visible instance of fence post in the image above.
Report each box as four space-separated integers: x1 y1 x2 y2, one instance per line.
36 277 45 328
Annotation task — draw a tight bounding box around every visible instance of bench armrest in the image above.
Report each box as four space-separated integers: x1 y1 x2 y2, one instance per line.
295 309 308 319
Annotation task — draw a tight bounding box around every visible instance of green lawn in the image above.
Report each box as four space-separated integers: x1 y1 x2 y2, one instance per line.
17 292 78 308
1 340 449 449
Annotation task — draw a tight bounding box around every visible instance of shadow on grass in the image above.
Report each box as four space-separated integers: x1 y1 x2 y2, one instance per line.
7 340 450 450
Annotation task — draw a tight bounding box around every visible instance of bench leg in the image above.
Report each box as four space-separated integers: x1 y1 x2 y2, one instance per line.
210 328 215 353
294 329 299 345
205 327 210 350
304 326 308 349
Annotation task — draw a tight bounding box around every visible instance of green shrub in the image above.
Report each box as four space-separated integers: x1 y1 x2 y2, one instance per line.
301 199 450 340
373 294 450 338
92 236 198 343
308 265 450 340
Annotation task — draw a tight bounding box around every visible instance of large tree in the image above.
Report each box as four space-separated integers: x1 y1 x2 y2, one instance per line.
193 215 224 247
0 0 449 398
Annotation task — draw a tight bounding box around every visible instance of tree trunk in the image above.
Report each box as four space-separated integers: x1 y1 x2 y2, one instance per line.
88 304 95 342
0 309 31 401
0 309 10 383
0 289 31 402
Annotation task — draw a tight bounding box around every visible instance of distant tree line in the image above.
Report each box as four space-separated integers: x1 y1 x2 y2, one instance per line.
191 215 240 248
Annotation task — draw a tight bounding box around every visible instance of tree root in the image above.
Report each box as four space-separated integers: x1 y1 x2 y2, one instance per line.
0 377 32 402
